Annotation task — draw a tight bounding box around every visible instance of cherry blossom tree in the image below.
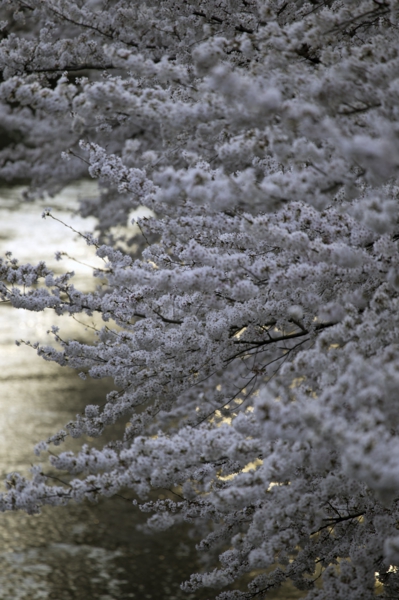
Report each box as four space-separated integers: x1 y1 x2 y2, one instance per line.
1 0 399 597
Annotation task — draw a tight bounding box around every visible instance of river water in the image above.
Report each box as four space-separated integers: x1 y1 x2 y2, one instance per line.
0 183 303 600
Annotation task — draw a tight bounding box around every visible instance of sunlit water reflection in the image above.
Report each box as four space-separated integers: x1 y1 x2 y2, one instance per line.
0 184 302 600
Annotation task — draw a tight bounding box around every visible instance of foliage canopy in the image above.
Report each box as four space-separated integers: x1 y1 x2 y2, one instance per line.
1 1 399 597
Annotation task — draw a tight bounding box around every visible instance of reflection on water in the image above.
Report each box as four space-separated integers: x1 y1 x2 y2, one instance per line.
0 543 124 600
0 182 104 292
0 185 303 599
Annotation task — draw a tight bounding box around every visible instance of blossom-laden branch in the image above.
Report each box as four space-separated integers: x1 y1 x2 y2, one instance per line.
1 0 399 598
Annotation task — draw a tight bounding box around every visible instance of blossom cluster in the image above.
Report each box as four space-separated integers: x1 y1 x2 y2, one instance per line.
1 0 399 597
